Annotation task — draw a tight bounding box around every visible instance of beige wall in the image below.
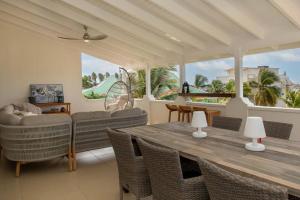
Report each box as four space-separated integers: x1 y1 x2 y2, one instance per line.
0 21 108 113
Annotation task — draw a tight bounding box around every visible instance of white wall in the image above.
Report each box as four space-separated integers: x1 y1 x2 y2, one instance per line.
0 21 108 113
1 21 300 141
146 99 300 141
249 106 300 141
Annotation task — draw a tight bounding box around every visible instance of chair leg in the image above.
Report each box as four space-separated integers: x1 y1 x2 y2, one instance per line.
178 111 181 121
119 184 124 200
72 147 77 171
187 113 191 123
68 147 73 171
16 161 21 177
168 110 171 122
182 113 185 122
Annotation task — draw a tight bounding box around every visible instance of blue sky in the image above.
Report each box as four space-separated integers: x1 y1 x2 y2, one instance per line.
82 48 300 84
81 53 119 77
186 48 300 84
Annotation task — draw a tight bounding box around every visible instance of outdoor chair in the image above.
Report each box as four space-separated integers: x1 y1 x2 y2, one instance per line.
197 158 288 200
0 121 73 176
106 128 151 200
178 105 193 123
211 116 242 131
165 104 180 122
263 120 293 139
137 138 209 200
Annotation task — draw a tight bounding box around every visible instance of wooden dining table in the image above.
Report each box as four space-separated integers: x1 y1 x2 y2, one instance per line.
119 122 300 198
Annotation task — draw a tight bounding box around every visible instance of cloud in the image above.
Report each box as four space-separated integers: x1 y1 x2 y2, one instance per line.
189 58 233 71
276 52 300 62
81 53 119 76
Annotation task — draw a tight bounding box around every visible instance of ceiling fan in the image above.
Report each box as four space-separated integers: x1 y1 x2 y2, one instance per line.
58 25 107 43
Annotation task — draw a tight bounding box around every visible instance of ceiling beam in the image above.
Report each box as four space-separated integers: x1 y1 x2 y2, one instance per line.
0 12 136 67
202 0 264 39
0 2 152 64
28 0 172 59
101 0 205 50
60 0 183 54
149 0 231 45
2 0 160 62
269 0 300 29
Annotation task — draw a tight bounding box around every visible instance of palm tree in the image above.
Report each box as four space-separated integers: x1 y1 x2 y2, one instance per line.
91 72 97 86
284 90 300 108
243 82 252 98
98 73 105 82
151 66 178 98
82 75 93 89
194 74 208 88
250 68 281 106
225 79 235 93
131 69 146 98
130 66 179 99
208 80 224 93
115 72 119 79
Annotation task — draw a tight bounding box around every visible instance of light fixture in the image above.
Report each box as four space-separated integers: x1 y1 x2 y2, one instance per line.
244 117 266 151
191 111 208 138
165 33 181 42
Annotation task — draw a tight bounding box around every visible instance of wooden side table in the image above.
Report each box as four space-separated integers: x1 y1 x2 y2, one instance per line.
34 102 71 115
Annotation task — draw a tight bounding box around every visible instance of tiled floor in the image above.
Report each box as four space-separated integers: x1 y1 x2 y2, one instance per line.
0 148 139 200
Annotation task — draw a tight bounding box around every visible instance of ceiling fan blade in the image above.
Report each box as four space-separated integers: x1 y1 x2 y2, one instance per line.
58 36 82 40
89 35 108 40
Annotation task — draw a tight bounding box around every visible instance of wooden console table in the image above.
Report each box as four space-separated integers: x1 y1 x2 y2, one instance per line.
34 102 71 115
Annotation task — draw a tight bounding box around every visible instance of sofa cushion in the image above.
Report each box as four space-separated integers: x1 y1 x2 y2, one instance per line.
0 112 22 125
14 103 42 114
72 111 111 121
0 105 14 114
111 108 143 118
21 114 71 126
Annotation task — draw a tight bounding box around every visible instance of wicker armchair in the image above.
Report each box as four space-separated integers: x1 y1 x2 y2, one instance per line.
197 158 288 200
72 108 147 170
0 122 73 176
263 120 293 139
106 128 151 200
212 116 242 131
137 138 209 200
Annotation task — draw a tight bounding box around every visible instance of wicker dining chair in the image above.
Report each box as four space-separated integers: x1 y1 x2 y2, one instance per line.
106 128 151 200
197 158 288 200
263 120 293 140
211 116 242 131
137 138 209 200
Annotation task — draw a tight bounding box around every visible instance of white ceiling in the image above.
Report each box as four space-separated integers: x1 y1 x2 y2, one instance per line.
1 0 300 69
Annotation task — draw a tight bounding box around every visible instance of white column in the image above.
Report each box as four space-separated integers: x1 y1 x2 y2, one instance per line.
145 64 155 100
179 61 186 89
234 49 243 98
175 61 190 104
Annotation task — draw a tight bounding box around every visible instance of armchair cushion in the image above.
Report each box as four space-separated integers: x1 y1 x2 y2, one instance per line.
72 111 111 121
0 112 22 125
13 103 42 114
21 114 71 125
0 104 14 114
111 108 143 118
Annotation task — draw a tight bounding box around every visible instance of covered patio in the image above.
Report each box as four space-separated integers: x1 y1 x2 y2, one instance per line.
0 0 300 200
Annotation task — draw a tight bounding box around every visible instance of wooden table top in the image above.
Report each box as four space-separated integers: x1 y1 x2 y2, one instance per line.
119 122 300 197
